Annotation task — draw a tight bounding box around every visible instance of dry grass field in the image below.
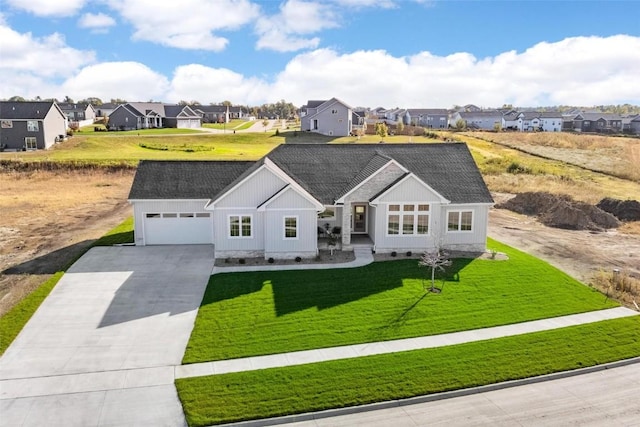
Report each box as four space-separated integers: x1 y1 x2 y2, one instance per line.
0 169 134 315
469 131 640 182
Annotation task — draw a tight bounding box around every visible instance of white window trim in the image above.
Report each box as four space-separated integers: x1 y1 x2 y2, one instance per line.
447 210 474 233
26 120 39 132
228 214 253 238
385 203 431 237
283 215 299 240
24 137 37 150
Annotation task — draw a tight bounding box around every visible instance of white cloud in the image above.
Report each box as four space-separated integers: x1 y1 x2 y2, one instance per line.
106 0 259 51
256 0 339 52
267 35 640 108
0 22 95 99
78 13 116 32
5 0 86 17
62 62 170 101
167 64 269 105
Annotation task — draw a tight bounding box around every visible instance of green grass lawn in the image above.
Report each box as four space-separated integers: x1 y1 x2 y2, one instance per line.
1 130 444 165
183 239 617 364
1 133 284 164
202 119 254 130
0 218 134 355
177 316 640 426
76 127 205 136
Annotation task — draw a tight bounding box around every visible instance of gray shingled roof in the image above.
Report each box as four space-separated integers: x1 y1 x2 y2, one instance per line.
128 144 493 205
128 161 255 199
267 144 493 204
0 101 56 119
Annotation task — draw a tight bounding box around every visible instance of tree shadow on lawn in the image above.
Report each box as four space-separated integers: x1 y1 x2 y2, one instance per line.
380 257 474 330
204 258 475 317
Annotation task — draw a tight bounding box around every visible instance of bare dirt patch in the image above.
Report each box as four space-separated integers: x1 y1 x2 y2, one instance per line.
0 169 134 315
496 192 620 231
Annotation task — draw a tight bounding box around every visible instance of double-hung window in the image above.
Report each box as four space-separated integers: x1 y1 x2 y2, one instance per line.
229 215 252 238
27 121 39 132
387 204 429 235
448 211 473 232
284 216 298 239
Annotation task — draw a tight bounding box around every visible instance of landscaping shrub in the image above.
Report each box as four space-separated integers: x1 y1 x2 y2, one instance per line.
391 251 397 257
295 256 302 263
239 259 246 265
268 258 275 264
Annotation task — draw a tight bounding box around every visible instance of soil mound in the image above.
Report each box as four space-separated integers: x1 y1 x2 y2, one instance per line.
497 192 620 231
596 198 640 222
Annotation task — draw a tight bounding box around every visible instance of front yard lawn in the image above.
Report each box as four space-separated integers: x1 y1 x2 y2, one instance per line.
177 316 640 426
183 239 617 363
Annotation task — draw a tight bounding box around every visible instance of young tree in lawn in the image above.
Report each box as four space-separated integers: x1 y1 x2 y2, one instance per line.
396 118 404 135
262 118 269 132
419 238 452 293
375 122 388 141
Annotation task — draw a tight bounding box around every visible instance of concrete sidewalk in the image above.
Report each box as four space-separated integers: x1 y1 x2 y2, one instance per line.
175 306 638 379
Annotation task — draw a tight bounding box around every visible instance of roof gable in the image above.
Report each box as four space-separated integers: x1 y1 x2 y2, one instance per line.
0 101 57 120
129 144 493 206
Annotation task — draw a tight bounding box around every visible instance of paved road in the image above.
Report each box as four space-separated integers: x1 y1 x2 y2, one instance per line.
0 246 214 426
280 362 640 426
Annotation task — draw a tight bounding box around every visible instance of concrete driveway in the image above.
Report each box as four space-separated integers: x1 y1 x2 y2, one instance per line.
0 245 214 426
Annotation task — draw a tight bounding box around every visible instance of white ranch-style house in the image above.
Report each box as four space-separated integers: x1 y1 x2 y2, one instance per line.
128 143 494 259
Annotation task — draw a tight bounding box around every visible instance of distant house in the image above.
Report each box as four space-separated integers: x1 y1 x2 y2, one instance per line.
506 112 563 132
57 103 96 124
450 110 503 130
95 103 121 118
108 102 201 130
193 105 247 123
0 101 67 151
128 143 493 258
403 109 449 128
300 98 353 136
568 113 623 133
627 115 640 135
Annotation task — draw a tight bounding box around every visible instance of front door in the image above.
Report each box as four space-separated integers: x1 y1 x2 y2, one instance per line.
352 204 367 233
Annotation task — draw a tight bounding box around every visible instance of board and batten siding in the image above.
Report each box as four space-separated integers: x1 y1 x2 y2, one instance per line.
441 204 489 252
132 199 210 245
263 187 319 258
371 175 447 253
213 208 265 257
214 167 286 208
264 210 318 258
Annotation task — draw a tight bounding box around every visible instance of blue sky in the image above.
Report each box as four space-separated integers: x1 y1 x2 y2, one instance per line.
1 0 639 108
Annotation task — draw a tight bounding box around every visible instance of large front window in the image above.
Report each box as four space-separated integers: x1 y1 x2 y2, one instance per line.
387 204 429 235
448 211 473 232
229 215 252 237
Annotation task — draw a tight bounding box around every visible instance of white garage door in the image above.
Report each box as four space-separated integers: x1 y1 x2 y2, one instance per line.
144 212 213 245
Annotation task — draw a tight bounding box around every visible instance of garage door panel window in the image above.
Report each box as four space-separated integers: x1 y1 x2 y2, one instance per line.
146 213 161 218
448 210 473 232
230 215 252 238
